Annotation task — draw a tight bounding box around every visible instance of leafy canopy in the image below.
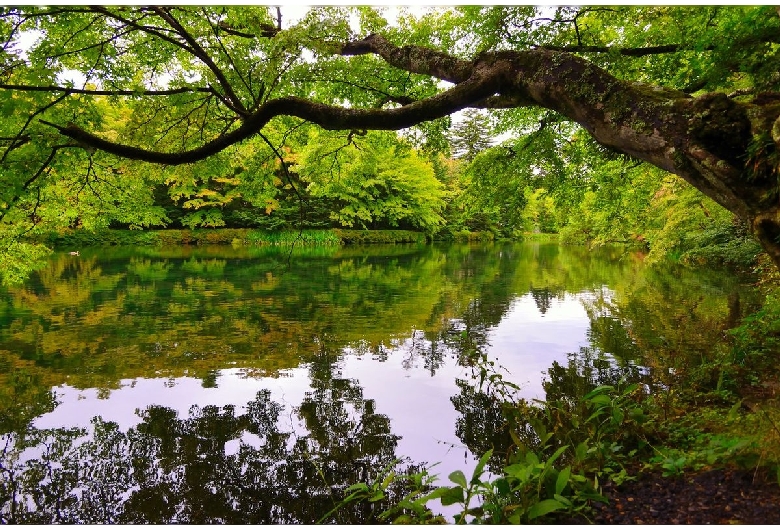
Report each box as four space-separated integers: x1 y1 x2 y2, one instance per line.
1 6 779 282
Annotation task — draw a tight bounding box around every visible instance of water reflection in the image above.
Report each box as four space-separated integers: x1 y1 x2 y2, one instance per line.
0 242 759 522
4 386 408 524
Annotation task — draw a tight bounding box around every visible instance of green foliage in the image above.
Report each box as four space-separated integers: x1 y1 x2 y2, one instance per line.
451 147 530 237
37 228 338 249
1 5 777 280
521 187 558 234
730 289 780 378
0 239 52 286
652 432 752 478
744 132 780 185
446 6 780 94
646 177 761 268
333 229 427 245
520 232 560 243
296 130 446 233
505 384 652 483
422 445 606 524
36 228 433 249
333 383 651 523
447 109 495 162
317 465 447 525
328 445 606 524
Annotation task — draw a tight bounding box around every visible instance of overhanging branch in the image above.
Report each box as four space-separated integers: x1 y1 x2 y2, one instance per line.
37 71 498 165
341 34 474 84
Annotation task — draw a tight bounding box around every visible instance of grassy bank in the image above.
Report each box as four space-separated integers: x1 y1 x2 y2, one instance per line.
518 231 560 242
36 228 430 250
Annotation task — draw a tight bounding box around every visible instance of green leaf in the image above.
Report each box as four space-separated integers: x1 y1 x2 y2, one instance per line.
494 477 511 496
727 399 743 420
509 430 525 451
583 385 614 400
546 445 568 468
553 493 573 507
440 486 465 506
588 394 612 405
527 498 567 520
555 466 571 495
449 469 468 489
621 383 639 396
369 490 385 502
381 471 396 490
575 441 589 462
344 482 369 493
471 449 493 484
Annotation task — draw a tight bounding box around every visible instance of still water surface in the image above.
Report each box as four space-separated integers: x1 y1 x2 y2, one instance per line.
0 242 758 523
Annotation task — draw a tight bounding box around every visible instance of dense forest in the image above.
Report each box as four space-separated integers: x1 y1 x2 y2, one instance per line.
1 6 778 283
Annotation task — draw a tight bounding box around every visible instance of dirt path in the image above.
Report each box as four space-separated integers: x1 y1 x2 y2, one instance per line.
577 467 780 524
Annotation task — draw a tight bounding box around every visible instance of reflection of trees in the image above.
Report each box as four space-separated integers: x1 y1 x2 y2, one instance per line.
450 378 515 468
0 243 529 392
448 254 757 467
542 346 647 406
529 285 555 315
1 241 762 522
0 241 654 397
0 383 415 524
0 361 58 433
581 264 760 392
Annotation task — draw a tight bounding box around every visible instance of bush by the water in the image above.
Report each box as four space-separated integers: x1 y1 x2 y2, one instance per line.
36 228 429 250
333 229 428 245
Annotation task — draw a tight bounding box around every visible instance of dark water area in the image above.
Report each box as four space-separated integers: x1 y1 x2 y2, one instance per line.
0 242 760 523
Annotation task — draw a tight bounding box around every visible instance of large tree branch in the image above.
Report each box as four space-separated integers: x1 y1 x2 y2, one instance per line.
34 33 780 233
7 8 780 271
341 34 474 84
38 68 497 165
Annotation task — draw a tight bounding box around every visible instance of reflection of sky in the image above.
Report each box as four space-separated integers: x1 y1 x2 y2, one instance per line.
34 367 314 434
32 291 594 504
487 292 593 401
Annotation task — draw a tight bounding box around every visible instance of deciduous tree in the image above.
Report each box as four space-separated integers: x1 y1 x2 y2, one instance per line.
2 6 780 269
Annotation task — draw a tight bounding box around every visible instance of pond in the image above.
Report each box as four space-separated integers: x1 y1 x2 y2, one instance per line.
0 241 760 523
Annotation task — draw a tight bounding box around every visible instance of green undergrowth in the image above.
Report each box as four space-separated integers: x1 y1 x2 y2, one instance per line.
34 228 430 250
435 230 496 242
332 229 428 245
327 382 780 524
519 232 560 243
